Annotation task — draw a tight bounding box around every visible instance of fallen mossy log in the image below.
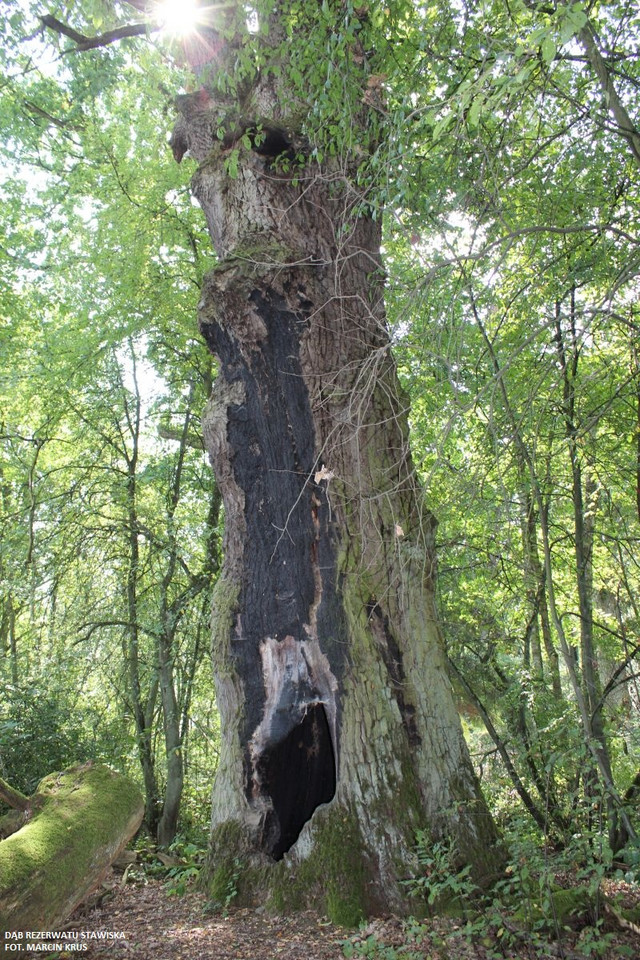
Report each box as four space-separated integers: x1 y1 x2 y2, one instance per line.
0 761 144 935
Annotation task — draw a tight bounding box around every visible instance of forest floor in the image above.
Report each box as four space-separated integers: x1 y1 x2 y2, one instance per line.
67 883 342 959
64 876 640 960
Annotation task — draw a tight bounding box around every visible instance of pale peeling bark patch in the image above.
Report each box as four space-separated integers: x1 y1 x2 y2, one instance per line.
248 635 338 860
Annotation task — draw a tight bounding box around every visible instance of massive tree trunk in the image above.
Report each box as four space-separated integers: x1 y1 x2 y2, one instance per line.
172 4 502 921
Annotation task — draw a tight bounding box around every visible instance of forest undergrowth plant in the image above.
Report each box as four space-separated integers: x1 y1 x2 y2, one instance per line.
383 820 632 959
342 941 422 960
488 817 624 955
403 832 479 912
163 837 205 896
125 835 206 892
342 919 426 960
203 856 243 917
618 837 640 883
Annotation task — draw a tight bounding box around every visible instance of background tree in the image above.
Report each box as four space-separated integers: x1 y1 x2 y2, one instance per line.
0 5 220 842
384 0 640 852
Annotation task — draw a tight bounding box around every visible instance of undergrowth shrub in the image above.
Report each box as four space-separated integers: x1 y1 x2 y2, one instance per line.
343 816 636 960
0 683 94 792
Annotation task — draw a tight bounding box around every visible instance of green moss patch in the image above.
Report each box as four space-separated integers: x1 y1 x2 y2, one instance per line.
0 762 143 934
269 804 368 927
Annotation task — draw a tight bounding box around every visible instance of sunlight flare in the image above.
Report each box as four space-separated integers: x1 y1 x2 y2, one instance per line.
157 0 200 37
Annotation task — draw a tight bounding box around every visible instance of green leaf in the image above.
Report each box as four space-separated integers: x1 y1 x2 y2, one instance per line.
432 112 452 141
226 148 240 179
467 96 483 127
541 36 556 63
560 5 588 43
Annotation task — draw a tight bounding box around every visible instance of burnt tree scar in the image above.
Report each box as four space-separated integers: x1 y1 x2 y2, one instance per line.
367 600 422 748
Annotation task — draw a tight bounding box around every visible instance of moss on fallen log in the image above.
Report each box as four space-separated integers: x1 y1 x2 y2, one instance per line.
0 761 144 935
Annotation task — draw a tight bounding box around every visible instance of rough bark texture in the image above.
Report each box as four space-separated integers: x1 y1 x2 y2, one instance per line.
0 762 144 934
173 8 503 922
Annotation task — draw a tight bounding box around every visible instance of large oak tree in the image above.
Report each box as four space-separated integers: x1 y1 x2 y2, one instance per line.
167 0 502 919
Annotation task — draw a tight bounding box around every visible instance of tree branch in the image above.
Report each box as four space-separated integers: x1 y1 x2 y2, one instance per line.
39 15 152 53
157 422 204 450
577 20 640 167
0 776 30 812
24 99 72 129
447 658 553 834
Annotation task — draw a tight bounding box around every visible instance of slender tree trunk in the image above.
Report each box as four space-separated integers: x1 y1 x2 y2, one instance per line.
0 464 10 673
553 301 616 837
172 5 502 920
521 487 562 697
539 580 562 700
632 338 640 526
1 598 18 686
577 19 640 167
157 640 183 849
469 283 635 846
521 490 544 677
157 388 222 847
122 356 160 834
156 394 193 848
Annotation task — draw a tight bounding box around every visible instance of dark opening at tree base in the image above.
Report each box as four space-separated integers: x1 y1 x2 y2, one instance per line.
257 703 336 861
